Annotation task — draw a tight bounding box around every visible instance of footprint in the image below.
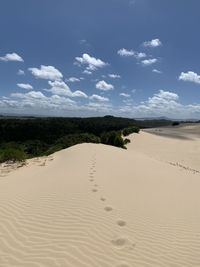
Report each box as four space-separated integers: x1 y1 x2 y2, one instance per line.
104 206 113 212
92 189 98 193
117 220 126 227
111 236 134 249
94 184 98 187
111 237 127 247
89 179 94 182
100 197 106 201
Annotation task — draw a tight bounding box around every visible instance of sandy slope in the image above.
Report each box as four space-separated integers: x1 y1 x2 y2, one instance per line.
0 132 200 266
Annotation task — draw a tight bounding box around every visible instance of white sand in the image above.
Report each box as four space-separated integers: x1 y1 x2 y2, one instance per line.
0 131 200 266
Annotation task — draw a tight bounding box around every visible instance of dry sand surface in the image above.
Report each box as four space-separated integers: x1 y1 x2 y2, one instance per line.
1 126 200 266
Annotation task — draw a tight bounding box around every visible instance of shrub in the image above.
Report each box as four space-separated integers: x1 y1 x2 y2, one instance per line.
101 131 125 148
24 140 48 157
0 148 26 162
172 121 180 126
45 133 101 155
124 138 131 145
122 126 140 136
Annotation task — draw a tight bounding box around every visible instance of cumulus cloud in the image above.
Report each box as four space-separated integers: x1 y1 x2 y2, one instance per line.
119 90 181 117
66 77 80 82
75 53 108 71
143 38 162 48
96 80 114 91
17 83 33 90
141 58 157 66
152 69 162 74
83 70 92 75
0 52 24 62
118 48 135 57
179 71 200 84
108 74 121 79
9 91 76 112
3 88 200 118
12 91 46 99
89 94 109 102
85 102 112 114
17 69 25 75
120 93 131 97
118 48 146 59
29 65 63 81
47 80 88 98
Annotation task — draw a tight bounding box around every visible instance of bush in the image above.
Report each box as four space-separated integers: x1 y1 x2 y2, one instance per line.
124 138 131 145
0 148 26 162
172 121 180 126
122 126 140 136
101 131 125 148
45 133 101 155
24 140 48 157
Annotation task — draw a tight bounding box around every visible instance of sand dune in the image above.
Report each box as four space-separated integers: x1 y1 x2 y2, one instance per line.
1 131 200 266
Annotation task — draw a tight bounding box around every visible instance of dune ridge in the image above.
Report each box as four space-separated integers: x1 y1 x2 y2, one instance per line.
0 131 200 266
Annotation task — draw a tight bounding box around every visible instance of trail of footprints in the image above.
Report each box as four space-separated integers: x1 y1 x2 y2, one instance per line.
88 152 135 266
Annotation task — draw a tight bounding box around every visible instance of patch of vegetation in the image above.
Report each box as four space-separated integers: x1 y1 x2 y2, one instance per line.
172 121 180 126
46 133 100 155
0 145 26 163
101 131 125 148
122 126 140 136
124 138 131 145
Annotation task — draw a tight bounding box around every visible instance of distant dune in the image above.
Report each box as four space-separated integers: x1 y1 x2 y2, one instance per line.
0 130 200 266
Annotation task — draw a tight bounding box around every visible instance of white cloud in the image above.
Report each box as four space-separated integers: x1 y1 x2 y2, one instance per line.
66 77 80 82
3 88 200 118
17 83 33 90
119 90 182 117
0 52 24 62
89 94 109 102
83 70 92 75
9 91 76 112
141 58 157 66
12 91 46 99
85 102 112 113
79 39 87 45
152 69 162 74
17 69 25 75
108 74 121 79
179 71 200 84
143 38 162 48
120 93 131 97
47 80 88 98
96 80 114 91
72 90 88 98
75 53 108 71
118 48 146 59
118 48 135 57
29 65 63 81
149 90 179 103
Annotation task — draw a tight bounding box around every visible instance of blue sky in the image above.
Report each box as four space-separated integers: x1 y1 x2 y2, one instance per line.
1 0 200 118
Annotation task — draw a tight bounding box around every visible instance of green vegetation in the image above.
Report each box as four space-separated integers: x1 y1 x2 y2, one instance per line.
101 131 125 148
124 138 131 145
172 121 180 126
0 144 26 163
0 116 173 162
122 126 140 136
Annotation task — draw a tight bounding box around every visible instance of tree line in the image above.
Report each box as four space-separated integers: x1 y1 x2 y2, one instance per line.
0 116 172 162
